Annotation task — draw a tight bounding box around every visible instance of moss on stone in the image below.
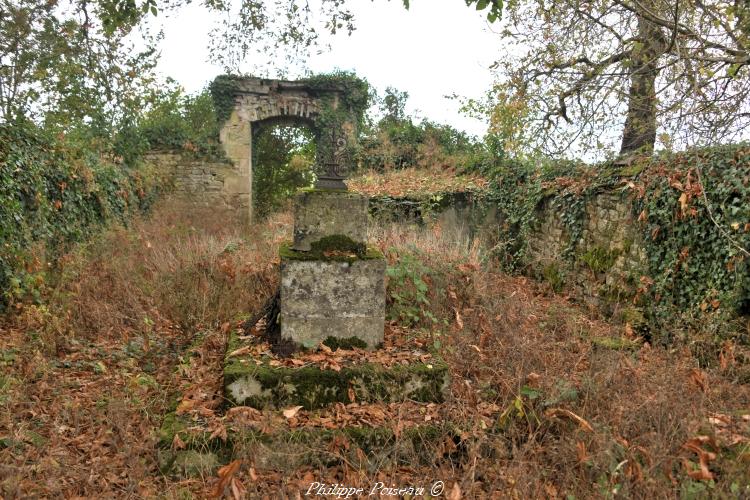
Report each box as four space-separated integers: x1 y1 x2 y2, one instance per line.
310 234 366 257
299 187 357 195
322 336 368 350
223 356 449 410
542 263 565 292
620 306 646 327
578 246 621 273
158 411 189 447
279 242 384 263
160 419 459 475
619 163 646 177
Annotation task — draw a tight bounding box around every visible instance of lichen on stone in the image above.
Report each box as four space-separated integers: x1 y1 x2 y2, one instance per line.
223 355 449 409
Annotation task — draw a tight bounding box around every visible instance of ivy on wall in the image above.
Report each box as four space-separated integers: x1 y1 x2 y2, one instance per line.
478 145 750 343
209 74 245 127
633 145 750 343
209 72 370 172
0 124 167 309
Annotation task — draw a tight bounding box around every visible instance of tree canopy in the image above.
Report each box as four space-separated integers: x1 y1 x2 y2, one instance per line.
467 0 750 158
5 0 750 162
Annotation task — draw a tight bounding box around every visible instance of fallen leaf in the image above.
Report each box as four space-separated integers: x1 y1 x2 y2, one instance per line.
454 309 464 330
545 408 594 432
227 346 252 358
283 406 303 419
678 192 689 214
209 423 228 442
230 477 245 500
171 433 186 450
447 482 462 500
624 322 635 338
682 436 718 481
543 482 558 498
211 459 242 498
690 368 708 393
576 441 588 463
319 343 333 354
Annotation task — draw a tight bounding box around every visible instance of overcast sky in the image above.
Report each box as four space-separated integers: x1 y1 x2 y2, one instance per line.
152 0 500 138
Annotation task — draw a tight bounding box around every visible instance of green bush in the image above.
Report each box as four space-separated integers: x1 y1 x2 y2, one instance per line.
386 252 438 327
136 89 221 157
0 123 166 309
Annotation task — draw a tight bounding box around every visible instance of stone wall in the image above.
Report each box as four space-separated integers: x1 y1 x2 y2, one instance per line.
217 77 357 220
369 189 649 310
368 192 499 249
526 192 648 310
142 152 250 212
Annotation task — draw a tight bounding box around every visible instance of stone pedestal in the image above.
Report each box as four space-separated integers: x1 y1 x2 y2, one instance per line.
292 190 368 251
280 189 386 349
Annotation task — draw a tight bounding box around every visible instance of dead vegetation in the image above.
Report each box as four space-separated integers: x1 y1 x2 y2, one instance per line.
1 199 749 498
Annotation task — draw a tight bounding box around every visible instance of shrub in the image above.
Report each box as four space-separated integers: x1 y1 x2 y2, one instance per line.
0 122 166 310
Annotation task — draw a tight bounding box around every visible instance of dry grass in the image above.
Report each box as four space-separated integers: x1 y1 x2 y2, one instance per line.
370 222 750 498
348 166 488 199
0 198 286 497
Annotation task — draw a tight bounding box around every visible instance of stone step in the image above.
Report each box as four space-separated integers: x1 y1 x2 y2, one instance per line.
157 402 489 479
223 331 449 410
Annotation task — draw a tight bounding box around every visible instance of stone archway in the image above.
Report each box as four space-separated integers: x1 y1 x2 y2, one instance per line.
217 77 360 221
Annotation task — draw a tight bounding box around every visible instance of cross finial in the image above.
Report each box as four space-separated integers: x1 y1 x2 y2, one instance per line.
315 127 349 190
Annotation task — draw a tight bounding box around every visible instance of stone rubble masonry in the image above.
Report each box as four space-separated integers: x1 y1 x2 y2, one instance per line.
217 77 354 222
292 190 368 251
526 192 648 308
142 152 249 212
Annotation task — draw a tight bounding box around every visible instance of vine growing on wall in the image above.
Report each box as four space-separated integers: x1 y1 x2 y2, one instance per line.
477 156 624 270
633 145 750 343
0 123 167 310
209 74 245 127
479 145 750 344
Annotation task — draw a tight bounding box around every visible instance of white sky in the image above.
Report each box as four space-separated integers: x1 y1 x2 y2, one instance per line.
152 0 500 138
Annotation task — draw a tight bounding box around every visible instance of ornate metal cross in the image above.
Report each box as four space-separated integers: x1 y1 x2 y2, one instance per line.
315 127 349 190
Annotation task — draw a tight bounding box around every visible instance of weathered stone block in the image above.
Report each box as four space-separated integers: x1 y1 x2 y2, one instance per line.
280 255 386 349
224 356 449 409
292 190 368 251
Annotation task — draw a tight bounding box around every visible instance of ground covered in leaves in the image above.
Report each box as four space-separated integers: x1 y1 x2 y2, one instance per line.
347 166 488 199
1 199 750 498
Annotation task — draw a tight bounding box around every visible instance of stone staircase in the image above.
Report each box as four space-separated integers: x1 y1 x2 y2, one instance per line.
157 188 458 478
157 326 455 477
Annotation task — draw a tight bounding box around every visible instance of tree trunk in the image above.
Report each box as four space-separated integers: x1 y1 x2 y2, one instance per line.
619 10 664 156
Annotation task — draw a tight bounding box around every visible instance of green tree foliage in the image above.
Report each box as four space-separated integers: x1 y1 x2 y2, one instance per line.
135 88 221 156
252 125 316 217
358 87 488 172
466 0 750 158
0 0 159 142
